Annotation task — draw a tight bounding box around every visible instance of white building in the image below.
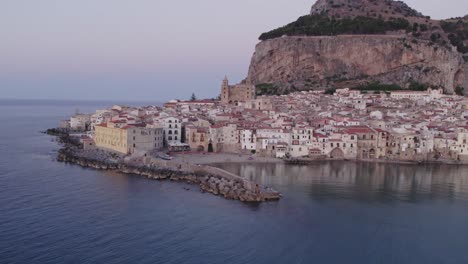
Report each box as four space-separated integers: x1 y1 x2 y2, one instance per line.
161 117 182 146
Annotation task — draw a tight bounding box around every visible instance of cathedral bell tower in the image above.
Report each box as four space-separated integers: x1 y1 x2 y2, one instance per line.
221 75 230 104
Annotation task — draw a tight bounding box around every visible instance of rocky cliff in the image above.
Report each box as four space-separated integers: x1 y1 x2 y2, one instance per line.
248 35 465 94
247 0 468 94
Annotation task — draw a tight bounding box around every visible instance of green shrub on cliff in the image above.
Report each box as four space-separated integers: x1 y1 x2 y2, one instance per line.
353 81 429 92
441 19 468 53
324 88 336 95
259 15 410 41
408 80 429 91
256 83 287 96
353 82 402 91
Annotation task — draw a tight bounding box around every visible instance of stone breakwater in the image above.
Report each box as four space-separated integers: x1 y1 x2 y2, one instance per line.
57 148 281 203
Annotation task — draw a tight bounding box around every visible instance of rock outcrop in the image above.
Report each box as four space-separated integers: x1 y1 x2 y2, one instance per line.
247 0 468 94
248 35 465 94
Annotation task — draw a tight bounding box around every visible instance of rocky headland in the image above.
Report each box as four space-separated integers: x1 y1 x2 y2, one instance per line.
247 0 468 95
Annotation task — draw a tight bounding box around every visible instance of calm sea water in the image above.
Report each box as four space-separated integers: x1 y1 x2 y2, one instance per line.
1 99 468 264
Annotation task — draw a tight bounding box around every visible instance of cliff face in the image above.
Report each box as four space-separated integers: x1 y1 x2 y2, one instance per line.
248 0 468 94
464 63 468 95
247 35 465 93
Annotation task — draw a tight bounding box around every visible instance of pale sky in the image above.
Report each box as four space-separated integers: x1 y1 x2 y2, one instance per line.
1 0 467 102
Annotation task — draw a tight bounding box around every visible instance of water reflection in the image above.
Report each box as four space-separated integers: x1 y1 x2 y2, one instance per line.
216 162 468 204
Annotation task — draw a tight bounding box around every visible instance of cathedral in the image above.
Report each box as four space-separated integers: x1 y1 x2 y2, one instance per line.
220 76 256 105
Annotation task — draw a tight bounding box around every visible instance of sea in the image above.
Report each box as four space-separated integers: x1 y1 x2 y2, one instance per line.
1 99 468 264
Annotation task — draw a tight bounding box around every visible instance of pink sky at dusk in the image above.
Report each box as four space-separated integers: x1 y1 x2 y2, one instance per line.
1 0 467 101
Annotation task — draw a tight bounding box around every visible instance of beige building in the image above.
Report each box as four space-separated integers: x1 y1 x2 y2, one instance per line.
250 96 273 111
94 122 163 154
220 76 256 105
70 114 91 131
185 125 210 152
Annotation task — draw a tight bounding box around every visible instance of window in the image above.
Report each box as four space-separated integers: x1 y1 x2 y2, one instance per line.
175 136 178 140
169 136 172 140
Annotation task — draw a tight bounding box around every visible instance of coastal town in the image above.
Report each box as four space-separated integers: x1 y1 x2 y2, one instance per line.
60 77 468 164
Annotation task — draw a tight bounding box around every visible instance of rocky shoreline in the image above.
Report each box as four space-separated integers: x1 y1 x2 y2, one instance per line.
57 147 281 203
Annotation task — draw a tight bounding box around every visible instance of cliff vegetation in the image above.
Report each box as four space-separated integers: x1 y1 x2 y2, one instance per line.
259 15 410 41
441 18 468 54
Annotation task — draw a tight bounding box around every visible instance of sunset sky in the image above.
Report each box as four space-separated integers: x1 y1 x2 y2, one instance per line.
2 0 468 102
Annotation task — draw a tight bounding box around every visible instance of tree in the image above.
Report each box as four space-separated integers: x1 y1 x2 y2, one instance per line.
190 93 197 101
408 81 428 91
324 88 336 95
455 86 465 96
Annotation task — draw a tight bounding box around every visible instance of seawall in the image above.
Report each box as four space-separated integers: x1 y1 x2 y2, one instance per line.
57 148 281 202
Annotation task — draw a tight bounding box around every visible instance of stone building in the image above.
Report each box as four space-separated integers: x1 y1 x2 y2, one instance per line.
220 76 256 105
70 114 91 131
185 125 210 152
94 122 163 154
209 123 239 153
250 96 273 111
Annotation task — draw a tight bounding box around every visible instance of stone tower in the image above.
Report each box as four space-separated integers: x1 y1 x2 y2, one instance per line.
220 75 256 105
221 76 230 104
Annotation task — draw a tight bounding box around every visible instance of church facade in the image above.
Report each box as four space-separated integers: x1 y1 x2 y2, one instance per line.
220 76 256 105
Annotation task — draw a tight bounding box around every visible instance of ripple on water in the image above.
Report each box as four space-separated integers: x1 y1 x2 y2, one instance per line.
2 101 468 263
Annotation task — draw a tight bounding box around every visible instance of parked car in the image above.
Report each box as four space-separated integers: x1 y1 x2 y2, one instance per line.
158 153 173 160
